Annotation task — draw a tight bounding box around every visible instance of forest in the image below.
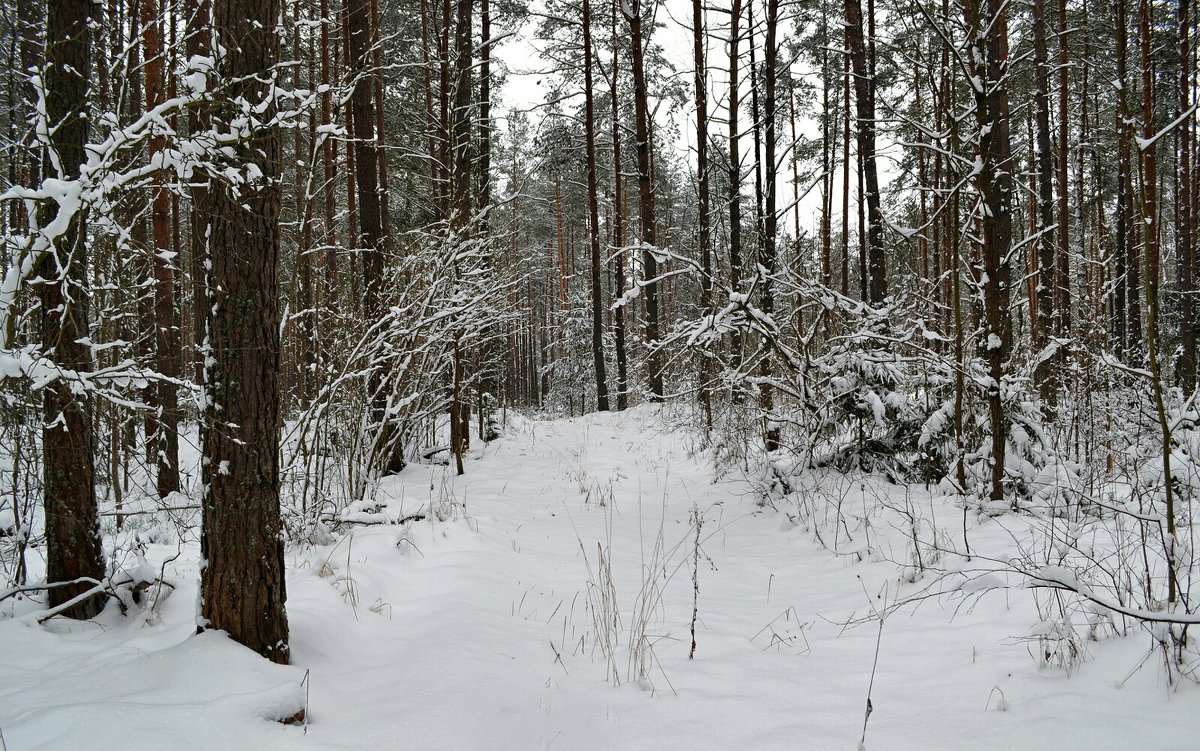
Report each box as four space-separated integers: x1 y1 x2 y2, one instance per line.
0 0 1197 747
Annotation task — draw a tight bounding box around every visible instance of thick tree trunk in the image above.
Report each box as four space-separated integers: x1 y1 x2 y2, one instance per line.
450 0 473 231
748 7 765 260
840 49 851 297
342 5 361 307
1178 0 1196 388
320 0 338 315
693 0 712 426
760 0 780 451
1138 0 1177 604
200 0 290 664
964 0 1014 503
820 6 833 292
42 0 105 621
1031 0 1057 405
728 0 745 362
1114 0 1139 356
347 0 396 473
295 0 317 406
625 0 664 400
371 0 391 242
128 5 157 468
1054 0 1072 347
610 1 630 411
583 0 611 412
142 0 181 497
449 0 473 474
844 0 885 303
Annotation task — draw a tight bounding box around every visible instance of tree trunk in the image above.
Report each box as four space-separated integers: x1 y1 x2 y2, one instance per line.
200 0 290 664
1031 0 1057 405
128 3 157 467
142 0 181 497
583 0 611 412
693 0 712 426
844 0 886 303
320 0 338 316
1138 0 1177 604
1178 0 1196 388
728 0 745 362
820 5 833 292
371 0 391 243
610 1 630 410
840 48 851 297
347 0 396 473
964 0 1014 503
295 0 317 406
449 0 473 474
42 0 105 621
1114 0 1138 356
625 0 664 400
748 6 765 263
760 0 780 451
1054 0 1072 356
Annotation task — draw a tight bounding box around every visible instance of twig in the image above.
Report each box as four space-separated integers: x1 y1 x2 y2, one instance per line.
859 618 884 751
690 503 702 660
29 582 113 624
301 669 311 735
548 640 568 674
98 505 199 517
0 576 104 604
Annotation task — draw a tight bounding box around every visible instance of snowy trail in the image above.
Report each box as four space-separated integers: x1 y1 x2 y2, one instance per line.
0 407 1196 750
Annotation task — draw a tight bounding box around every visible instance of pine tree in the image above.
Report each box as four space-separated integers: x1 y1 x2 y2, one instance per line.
42 0 105 621
199 0 291 664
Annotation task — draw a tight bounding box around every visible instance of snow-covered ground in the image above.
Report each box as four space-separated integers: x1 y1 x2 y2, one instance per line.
1 407 1195 750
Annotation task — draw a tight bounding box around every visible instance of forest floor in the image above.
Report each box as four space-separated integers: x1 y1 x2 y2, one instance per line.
0 406 1196 750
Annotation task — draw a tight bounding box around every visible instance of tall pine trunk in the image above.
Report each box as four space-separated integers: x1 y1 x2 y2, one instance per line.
693 0 712 427
142 0 181 497
625 0 664 400
347 0 397 473
583 0 610 411
200 0 290 663
1031 0 1057 405
728 0 745 364
760 0 780 451
844 0 886 303
610 2 630 410
964 0 1015 503
43 0 105 620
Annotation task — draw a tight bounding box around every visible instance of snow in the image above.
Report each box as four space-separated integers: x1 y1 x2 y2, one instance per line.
1 408 1196 749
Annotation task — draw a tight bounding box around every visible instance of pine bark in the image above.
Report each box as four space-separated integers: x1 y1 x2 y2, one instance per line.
449 0 473 473
200 0 290 664
728 0 745 359
1054 0 1072 346
583 0 611 411
143 0 181 497
43 0 105 620
625 0 664 400
347 0 397 472
1031 0 1057 403
610 1 630 410
760 0 780 451
964 0 1015 502
693 0 712 425
1114 0 1140 356
844 0 886 303
1178 0 1195 387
